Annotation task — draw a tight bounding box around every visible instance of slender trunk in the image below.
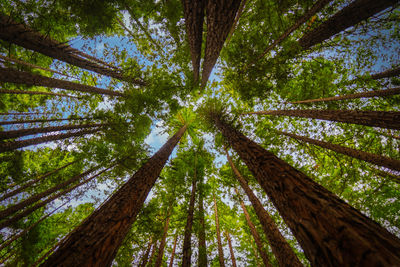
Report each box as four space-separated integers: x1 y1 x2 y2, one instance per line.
225 231 237 267
279 130 400 171
290 87 400 104
0 117 91 126
211 113 400 266
41 125 187 267
0 128 100 153
251 239 262 267
372 168 400 184
298 0 398 50
116 18 136 40
0 165 99 219
0 251 14 265
0 14 145 85
155 212 171 267
0 160 76 202
201 0 242 88
168 235 178 267
0 165 114 230
0 67 125 97
226 150 302 267
0 89 79 99
225 0 247 45
236 188 272 267
182 0 206 82
213 194 226 267
0 123 105 140
0 112 52 115
181 170 197 267
148 240 159 266
244 109 400 130
197 176 208 267
31 238 61 267
139 238 153 267
370 66 400 80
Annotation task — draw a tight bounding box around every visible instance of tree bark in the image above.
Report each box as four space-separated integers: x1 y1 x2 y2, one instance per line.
41 125 187 267
279 130 400 171
211 113 400 266
298 0 398 50
197 175 208 267
236 188 272 267
225 231 237 267
244 109 400 130
168 235 178 267
225 0 247 45
155 211 171 267
213 194 226 267
0 14 145 85
372 168 400 184
290 87 400 104
0 117 91 126
201 0 242 88
182 0 206 83
0 89 79 99
370 66 400 80
0 67 125 97
226 150 303 267
139 238 153 267
148 240 159 266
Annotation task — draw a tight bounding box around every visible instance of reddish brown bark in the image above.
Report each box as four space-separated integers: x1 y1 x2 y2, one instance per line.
298 0 398 50
245 109 400 130
201 0 242 88
225 0 247 45
155 212 171 267
213 194 226 267
0 117 91 126
372 168 400 184
0 67 125 97
0 89 79 99
226 150 302 267
225 231 237 267
139 238 153 267
279 130 400 171
182 172 197 267
212 113 400 266
168 235 178 267
197 175 207 267
41 125 187 266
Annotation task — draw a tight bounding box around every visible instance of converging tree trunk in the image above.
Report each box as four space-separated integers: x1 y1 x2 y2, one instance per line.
168 235 178 267
225 231 237 267
148 240 159 266
372 168 400 184
226 150 303 267
278 130 400 171
210 112 400 266
41 125 187 267
244 109 400 130
139 238 153 267
213 194 226 267
370 66 400 80
0 89 79 99
201 0 242 88
197 175 208 267
0 117 91 126
155 210 171 267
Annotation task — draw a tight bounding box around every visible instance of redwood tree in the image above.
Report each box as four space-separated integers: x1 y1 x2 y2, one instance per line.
213 194 226 267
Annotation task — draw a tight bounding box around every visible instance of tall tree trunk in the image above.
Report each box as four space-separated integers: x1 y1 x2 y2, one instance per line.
0 117 91 126
168 235 178 267
0 14 145 85
41 125 187 267
244 109 400 130
0 128 100 153
155 210 171 267
298 0 398 50
0 123 106 140
225 231 237 267
370 66 400 80
371 167 400 184
279 130 400 171
251 238 262 267
197 175 208 267
0 67 125 97
236 188 272 267
0 160 76 202
211 112 400 266
226 150 303 267
148 240 159 266
0 89 79 99
0 112 52 116
213 194 226 267
290 87 400 104
201 0 242 88
181 168 197 267
182 0 206 83
139 238 153 267
225 0 247 45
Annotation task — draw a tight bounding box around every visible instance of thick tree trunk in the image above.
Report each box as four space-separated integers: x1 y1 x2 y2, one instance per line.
236 188 272 267
225 0 247 45
181 171 197 267
0 89 79 99
0 117 91 126
225 231 237 267
213 194 226 267
0 128 99 153
298 0 398 50
211 113 400 266
0 123 105 140
245 109 400 130
0 67 125 97
226 150 303 267
197 176 208 267
279 130 400 171
41 125 187 267
182 0 206 82
168 235 178 267
139 238 153 267
290 87 400 104
0 14 145 85
155 211 171 267
201 0 242 88
0 160 76 202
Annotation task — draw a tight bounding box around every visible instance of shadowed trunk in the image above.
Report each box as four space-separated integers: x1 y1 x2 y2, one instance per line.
213 194 226 267
298 0 398 50
0 89 79 99
182 0 206 82
225 231 237 267
155 210 171 267
371 168 400 184
226 150 302 267
236 188 272 267
0 117 91 126
0 67 125 97
370 66 400 80
139 238 153 267
279 130 400 171
168 235 178 267
148 240 159 266
197 175 208 267
211 112 400 266
244 109 400 130
225 0 247 45
201 0 242 88
41 125 187 267
290 87 400 104
251 238 262 267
